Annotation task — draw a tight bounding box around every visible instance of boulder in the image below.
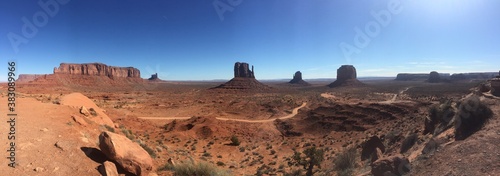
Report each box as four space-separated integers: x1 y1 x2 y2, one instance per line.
53 63 140 78
327 65 364 87
361 136 385 161
99 161 119 176
72 115 88 126
99 132 154 176
371 155 410 176
491 78 500 96
80 106 90 116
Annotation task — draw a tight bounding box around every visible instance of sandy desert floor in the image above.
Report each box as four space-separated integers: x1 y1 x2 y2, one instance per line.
0 79 498 176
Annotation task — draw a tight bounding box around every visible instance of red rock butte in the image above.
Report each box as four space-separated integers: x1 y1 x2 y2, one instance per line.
212 62 270 90
288 71 310 86
327 65 364 88
18 63 144 86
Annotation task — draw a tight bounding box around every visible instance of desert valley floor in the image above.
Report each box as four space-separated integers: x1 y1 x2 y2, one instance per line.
0 79 499 176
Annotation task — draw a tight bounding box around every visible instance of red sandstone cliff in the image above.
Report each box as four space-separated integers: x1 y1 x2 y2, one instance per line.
53 63 140 78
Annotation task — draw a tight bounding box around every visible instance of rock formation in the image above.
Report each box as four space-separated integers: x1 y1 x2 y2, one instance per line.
234 62 255 78
147 73 163 82
361 136 385 161
212 62 270 90
288 71 310 85
371 155 410 176
99 131 154 176
395 73 429 81
17 74 48 83
53 63 140 79
427 71 441 83
491 71 500 96
327 65 364 87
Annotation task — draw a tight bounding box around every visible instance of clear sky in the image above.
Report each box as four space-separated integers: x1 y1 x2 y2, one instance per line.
1 0 499 81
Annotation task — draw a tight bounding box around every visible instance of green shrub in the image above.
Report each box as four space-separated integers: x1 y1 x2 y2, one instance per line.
333 148 356 176
454 96 493 140
140 143 157 158
172 161 231 176
230 135 240 146
103 125 115 132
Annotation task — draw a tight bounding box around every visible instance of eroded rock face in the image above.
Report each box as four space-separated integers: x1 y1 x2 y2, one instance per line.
371 155 410 176
99 132 154 176
213 62 270 90
337 65 357 81
428 71 441 83
234 62 255 78
53 63 140 78
327 65 363 87
289 71 310 85
17 74 48 83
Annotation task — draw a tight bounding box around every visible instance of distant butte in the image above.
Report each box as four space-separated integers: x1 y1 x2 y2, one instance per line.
288 71 310 86
18 63 144 86
327 65 364 88
212 62 270 90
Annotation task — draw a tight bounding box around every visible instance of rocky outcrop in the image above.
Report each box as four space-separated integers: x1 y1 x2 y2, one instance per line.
288 71 310 85
148 73 163 82
450 72 497 80
53 63 140 79
493 71 500 96
17 74 48 83
234 62 254 78
361 136 385 161
327 65 364 87
99 132 154 176
212 62 270 90
427 71 441 83
371 155 410 176
395 73 429 81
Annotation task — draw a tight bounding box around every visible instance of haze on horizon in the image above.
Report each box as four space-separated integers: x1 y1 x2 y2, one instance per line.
1 0 499 81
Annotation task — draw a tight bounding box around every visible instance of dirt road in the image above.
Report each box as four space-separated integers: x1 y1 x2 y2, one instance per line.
138 102 307 123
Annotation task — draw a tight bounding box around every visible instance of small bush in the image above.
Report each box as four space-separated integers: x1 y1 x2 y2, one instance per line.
425 100 455 135
171 161 231 176
334 148 356 176
454 96 493 140
103 125 115 133
400 133 418 153
216 161 225 166
230 135 240 146
140 143 157 158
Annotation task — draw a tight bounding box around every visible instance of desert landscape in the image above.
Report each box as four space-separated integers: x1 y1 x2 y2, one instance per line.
1 62 498 176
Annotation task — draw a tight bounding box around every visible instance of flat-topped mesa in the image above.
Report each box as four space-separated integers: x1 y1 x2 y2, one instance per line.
234 62 255 78
327 65 363 88
17 74 48 83
289 71 310 85
53 63 141 78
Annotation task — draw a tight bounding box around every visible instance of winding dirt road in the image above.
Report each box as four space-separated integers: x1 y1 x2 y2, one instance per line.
138 102 307 123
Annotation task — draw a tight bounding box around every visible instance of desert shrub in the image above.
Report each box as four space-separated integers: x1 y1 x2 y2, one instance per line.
292 146 325 176
426 100 455 135
454 96 493 140
333 148 356 176
400 133 418 153
172 161 231 176
230 135 240 146
103 125 115 133
216 161 225 166
88 108 98 116
140 143 157 158
283 169 302 176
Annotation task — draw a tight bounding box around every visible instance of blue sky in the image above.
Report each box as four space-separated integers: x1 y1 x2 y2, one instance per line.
1 0 499 81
